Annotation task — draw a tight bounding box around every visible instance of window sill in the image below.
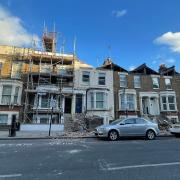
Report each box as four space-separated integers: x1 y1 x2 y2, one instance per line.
87 109 109 111
161 110 177 112
98 84 106 86
119 109 136 111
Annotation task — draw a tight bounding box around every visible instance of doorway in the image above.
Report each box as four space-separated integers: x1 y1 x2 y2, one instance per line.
75 94 83 113
64 96 72 113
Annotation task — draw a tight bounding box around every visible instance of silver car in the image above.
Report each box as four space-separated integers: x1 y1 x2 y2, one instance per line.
170 122 180 138
95 118 160 141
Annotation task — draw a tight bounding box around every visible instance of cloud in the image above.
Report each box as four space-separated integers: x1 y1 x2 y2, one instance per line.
0 5 39 47
153 56 175 66
155 32 180 52
152 60 157 64
129 65 136 71
165 58 175 64
112 9 127 18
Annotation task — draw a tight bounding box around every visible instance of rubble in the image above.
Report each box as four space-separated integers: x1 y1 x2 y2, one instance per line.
70 113 103 132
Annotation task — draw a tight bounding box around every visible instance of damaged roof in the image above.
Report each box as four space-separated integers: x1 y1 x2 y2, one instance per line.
159 65 179 76
130 63 159 75
98 58 128 72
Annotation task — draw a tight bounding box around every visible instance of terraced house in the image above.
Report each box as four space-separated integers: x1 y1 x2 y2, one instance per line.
101 59 180 122
0 29 180 129
0 30 114 129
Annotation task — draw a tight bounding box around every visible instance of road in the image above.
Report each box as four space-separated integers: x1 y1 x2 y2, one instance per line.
0 137 180 180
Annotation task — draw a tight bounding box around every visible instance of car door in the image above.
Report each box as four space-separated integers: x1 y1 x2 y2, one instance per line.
134 118 148 136
118 118 136 136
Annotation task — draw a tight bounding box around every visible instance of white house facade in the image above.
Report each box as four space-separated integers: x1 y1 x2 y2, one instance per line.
0 79 23 125
73 61 114 124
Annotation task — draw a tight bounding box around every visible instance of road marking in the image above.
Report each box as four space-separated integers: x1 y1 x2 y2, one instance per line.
0 174 22 178
102 162 180 171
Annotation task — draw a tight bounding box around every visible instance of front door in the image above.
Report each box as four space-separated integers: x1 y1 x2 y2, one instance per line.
64 97 72 113
150 97 159 115
142 98 149 114
75 94 83 113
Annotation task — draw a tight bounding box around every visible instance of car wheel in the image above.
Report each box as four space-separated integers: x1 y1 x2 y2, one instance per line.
108 130 119 141
175 134 180 138
146 130 156 140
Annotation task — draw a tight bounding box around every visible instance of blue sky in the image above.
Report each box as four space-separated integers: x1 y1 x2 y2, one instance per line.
0 0 180 71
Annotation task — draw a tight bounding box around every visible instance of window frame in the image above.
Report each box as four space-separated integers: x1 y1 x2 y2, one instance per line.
165 78 172 90
0 114 8 124
161 95 176 111
152 77 159 89
120 93 136 111
14 86 19 104
1 85 12 104
82 71 90 84
87 91 108 110
98 73 106 85
134 75 141 88
119 74 127 88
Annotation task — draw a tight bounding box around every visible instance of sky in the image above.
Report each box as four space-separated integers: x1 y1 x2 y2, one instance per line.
0 0 180 72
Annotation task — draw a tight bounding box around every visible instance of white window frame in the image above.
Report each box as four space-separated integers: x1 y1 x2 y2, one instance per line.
13 86 20 104
119 73 127 88
1 85 12 105
0 114 8 124
134 75 141 88
119 89 137 111
82 71 90 84
87 91 108 110
165 78 172 90
152 77 159 89
160 92 177 112
98 73 106 85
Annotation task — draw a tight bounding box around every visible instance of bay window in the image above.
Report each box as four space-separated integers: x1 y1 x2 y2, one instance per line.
41 95 50 108
14 87 19 104
120 93 136 111
161 95 176 111
88 91 108 110
1 85 12 104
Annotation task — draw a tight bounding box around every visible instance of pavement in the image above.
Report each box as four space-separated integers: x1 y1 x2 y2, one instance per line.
0 130 173 140
0 130 95 140
0 137 180 180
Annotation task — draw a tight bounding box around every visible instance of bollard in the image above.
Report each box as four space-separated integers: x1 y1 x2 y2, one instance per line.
9 115 16 137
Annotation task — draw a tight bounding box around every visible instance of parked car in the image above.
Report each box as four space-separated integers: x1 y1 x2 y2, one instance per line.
95 117 160 141
170 122 180 138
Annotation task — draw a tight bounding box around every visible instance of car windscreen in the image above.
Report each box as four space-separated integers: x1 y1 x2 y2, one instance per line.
110 119 123 125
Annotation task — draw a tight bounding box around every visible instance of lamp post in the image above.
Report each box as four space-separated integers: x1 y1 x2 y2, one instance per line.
49 96 56 136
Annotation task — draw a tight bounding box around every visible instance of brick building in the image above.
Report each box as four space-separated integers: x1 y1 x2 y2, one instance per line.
101 59 180 122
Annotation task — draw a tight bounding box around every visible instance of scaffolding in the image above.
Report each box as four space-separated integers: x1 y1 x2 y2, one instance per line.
22 29 75 124
0 28 75 125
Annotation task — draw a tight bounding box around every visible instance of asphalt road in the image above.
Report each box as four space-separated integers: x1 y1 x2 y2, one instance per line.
0 137 180 180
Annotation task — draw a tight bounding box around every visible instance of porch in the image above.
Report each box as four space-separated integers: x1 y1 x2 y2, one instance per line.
139 92 160 116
